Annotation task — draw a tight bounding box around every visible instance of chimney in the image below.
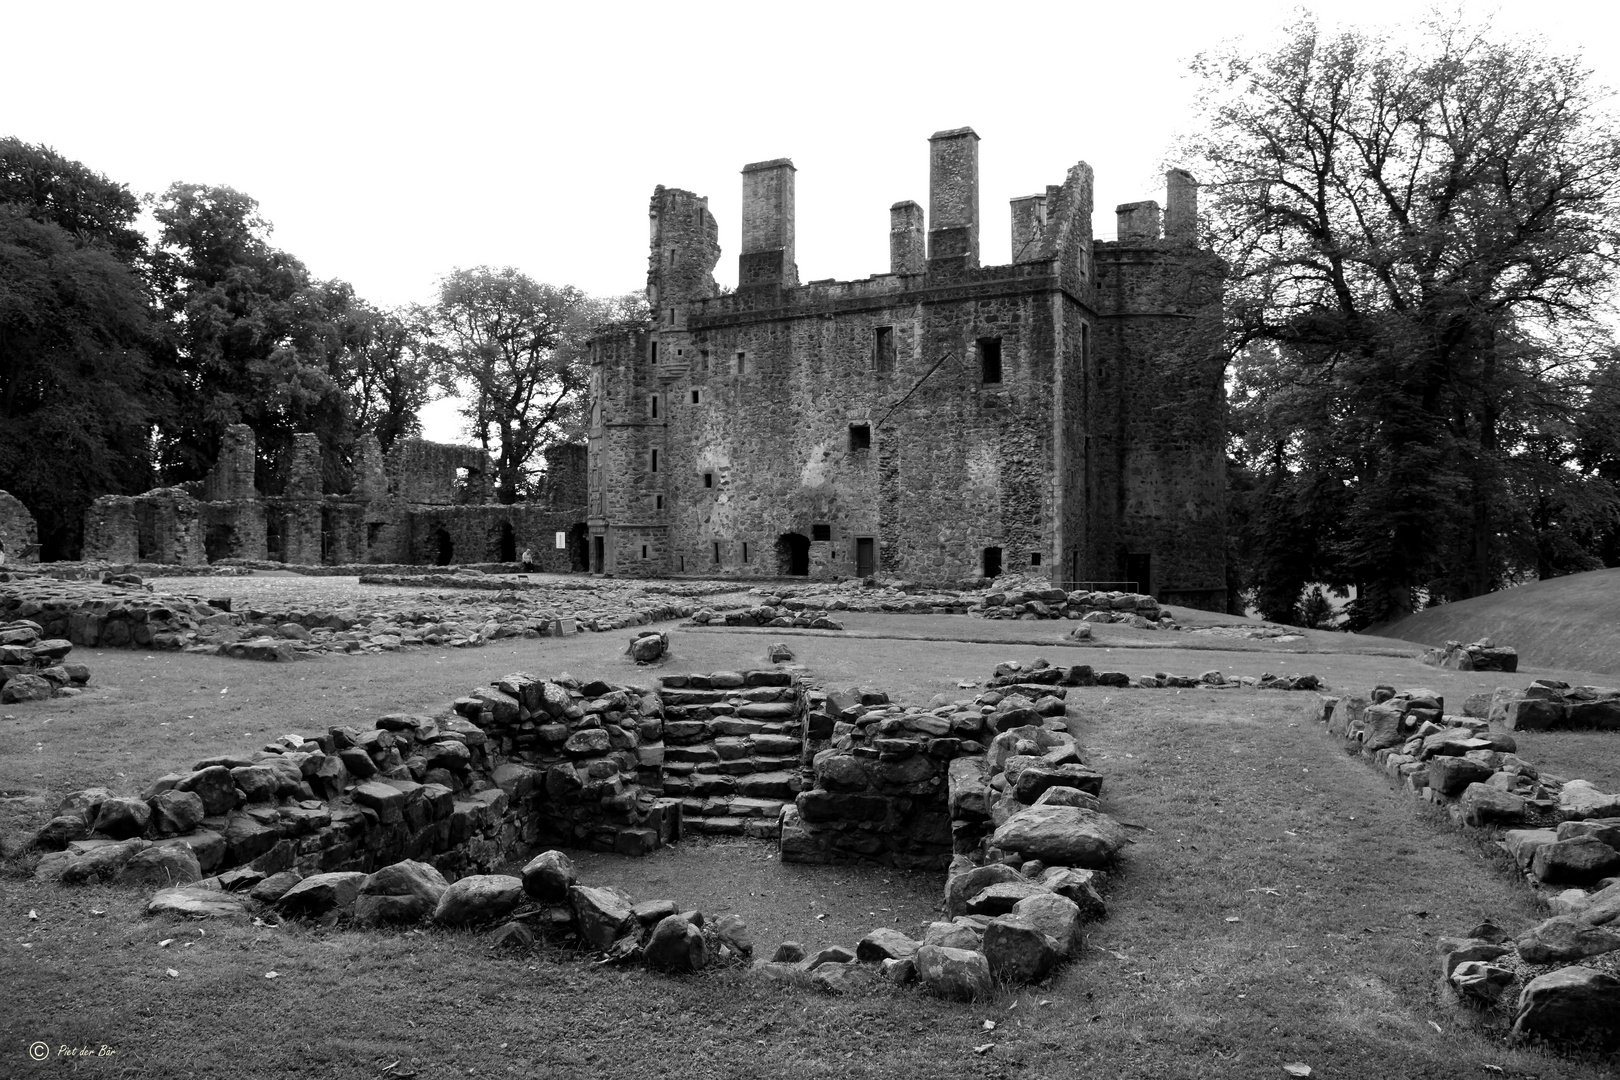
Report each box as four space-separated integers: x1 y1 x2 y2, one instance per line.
928 127 980 268
1009 194 1047 263
1116 201 1162 241
739 158 797 289
1165 169 1198 243
889 201 925 274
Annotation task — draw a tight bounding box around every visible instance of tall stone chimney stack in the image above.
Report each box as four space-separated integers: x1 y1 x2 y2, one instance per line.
927 127 980 269
739 159 797 290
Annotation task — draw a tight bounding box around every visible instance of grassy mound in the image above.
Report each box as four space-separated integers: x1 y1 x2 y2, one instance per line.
1372 568 1620 676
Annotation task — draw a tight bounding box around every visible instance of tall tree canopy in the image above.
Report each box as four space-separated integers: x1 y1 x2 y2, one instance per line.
1187 18 1620 625
424 268 639 504
148 183 358 491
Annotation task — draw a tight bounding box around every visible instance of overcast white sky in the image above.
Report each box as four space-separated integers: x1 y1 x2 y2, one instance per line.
3 0 1612 440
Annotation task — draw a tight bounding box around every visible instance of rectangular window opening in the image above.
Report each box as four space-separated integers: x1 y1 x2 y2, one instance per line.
650 395 659 419
742 542 749 563
655 495 664 510
699 349 710 373
1030 552 1042 566
874 326 895 371
979 337 1002 384
812 523 831 542
713 541 721 564
641 545 648 559
735 351 746 375
650 340 659 364
650 448 659 473
703 472 714 488
691 389 701 405
849 423 871 451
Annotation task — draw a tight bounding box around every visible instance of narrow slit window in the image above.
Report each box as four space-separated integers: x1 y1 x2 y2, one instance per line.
735 351 746 374
713 541 721 564
650 340 659 364
703 472 714 488
650 448 659 473
742 542 749 563
873 326 895 371
979 337 1002 383
655 495 664 510
849 423 871 451
641 544 648 559
650 395 659 419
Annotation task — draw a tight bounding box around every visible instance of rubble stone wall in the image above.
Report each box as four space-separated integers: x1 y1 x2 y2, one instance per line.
0 490 40 562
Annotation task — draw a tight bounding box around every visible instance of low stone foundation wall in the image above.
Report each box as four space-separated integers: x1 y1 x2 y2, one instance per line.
1421 638 1518 673
1479 679 1620 732
1308 687 1620 1047
0 618 91 702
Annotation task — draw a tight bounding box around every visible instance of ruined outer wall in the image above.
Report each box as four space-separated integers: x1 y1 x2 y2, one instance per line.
407 505 584 572
387 440 494 506
1091 242 1226 607
0 490 40 562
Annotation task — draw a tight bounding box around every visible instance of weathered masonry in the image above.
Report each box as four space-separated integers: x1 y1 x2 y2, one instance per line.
587 128 1227 608
81 427 590 571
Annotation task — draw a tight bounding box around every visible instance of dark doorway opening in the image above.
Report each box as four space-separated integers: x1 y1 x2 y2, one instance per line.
432 527 453 566
982 546 1003 578
205 523 234 564
776 532 810 576
855 537 875 578
266 518 283 563
498 520 516 563
1126 552 1152 596
592 534 605 573
320 509 336 564
569 523 589 572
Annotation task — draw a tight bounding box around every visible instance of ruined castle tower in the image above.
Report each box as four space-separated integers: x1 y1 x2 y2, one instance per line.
586 132 1227 608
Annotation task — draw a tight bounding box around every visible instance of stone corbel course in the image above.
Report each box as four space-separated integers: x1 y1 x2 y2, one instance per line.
1308 686 1620 1047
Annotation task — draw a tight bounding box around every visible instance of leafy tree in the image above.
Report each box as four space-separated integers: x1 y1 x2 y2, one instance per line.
1186 17 1620 624
0 206 156 556
0 137 145 263
423 268 636 503
328 296 434 452
147 183 355 491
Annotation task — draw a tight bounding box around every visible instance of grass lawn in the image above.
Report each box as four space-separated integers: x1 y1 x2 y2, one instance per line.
3 606 1618 1077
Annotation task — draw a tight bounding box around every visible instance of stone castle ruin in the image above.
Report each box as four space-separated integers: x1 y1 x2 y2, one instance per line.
587 128 1227 607
78 425 589 571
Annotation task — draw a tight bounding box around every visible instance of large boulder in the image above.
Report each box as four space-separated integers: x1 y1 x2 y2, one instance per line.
1 673 53 702
982 916 1059 983
520 849 577 901
643 913 707 972
278 871 368 917
856 928 920 963
1559 780 1620 820
990 805 1128 867
914 944 994 1002
1512 966 1620 1047
433 874 524 926
147 886 250 920
1531 836 1620 886
148 790 206 836
115 845 201 887
1012 892 1084 957
570 885 636 949
1516 916 1620 965
354 861 449 925
944 862 1024 918
90 796 151 840
176 765 238 816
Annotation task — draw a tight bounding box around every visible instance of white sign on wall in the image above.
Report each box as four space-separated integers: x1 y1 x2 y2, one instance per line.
555 531 567 549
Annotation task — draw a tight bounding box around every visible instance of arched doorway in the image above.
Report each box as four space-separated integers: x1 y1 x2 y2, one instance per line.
433 528 453 566
775 532 810 576
497 521 516 563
